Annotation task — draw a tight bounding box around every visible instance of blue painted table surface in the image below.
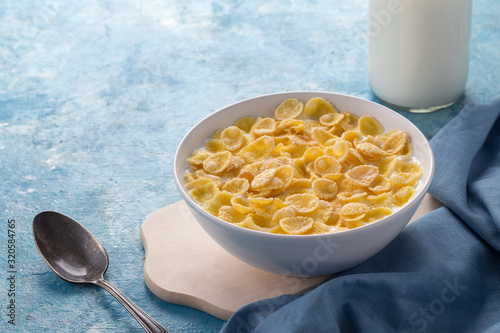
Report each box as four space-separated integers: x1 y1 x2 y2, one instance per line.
1 0 498 332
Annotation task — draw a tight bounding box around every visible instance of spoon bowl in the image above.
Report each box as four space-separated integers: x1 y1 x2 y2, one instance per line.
33 211 108 283
33 211 167 333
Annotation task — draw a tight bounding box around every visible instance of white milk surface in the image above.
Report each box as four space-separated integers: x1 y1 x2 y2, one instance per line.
368 0 472 110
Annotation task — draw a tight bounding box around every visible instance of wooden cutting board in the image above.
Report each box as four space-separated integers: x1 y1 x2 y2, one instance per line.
140 194 442 321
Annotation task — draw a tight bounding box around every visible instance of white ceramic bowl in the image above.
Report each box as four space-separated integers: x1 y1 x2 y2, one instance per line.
174 92 434 277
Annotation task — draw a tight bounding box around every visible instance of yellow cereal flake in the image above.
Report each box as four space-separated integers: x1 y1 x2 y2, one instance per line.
337 178 364 193
306 200 333 224
313 156 341 175
311 127 336 145
203 151 233 174
234 116 257 133
222 178 250 194
238 162 262 182
218 206 249 224
368 174 392 194
343 215 367 229
383 130 408 155
396 160 423 179
186 149 212 165
340 202 370 217
200 191 233 215
302 147 325 164
303 97 336 118
185 97 422 234
276 119 305 134
365 193 392 207
273 165 294 189
389 172 416 187
272 206 296 225
312 178 338 200
187 178 214 190
272 143 308 159
378 156 398 177
337 191 368 204
279 216 314 234
393 186 416 207
189 181 219 203
248 196 274 206
274 98 304 121
185 171 195 183
345 165 379 187
358 116 384 136
253 213 280 230
341 130 361 143
326 140 350 161
231 196 253 214
323 172 344 181
221 126 245 151
194 169 223 187
252 117 276 136
251 168 282 191
340 111 359 131
319 112 344 127
345 148 366 166
365 207 393 223
285 193 320 213
355 142 388 161
290 178 313 189
205 138 225 153
238 136 275 163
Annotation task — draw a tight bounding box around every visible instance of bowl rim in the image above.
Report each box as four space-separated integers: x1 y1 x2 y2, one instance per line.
173 91 435 239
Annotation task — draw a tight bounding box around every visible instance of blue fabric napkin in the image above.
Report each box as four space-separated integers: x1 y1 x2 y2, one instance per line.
221 96 500 333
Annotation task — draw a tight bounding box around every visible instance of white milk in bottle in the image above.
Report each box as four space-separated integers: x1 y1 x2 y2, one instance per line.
368 0 472 112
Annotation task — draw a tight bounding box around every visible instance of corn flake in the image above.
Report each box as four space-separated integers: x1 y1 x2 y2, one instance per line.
306 200 333 224
279 216 314 234
234 116 257 133
345 165 379 187
359 116 384 136
311 127 336 145
231 196 253 214
368 174 392 194
253 117 276 136
340 202 370 217
203 151 233 174
218 206 249 224
187 149 212 165
355 142 388 161
222 178 250 194
365 207 393 223
285 193 320 213
383 130 408 155
319 112 344 127
238 136 275 163
393 186 416 207
189 181 219 203
274 98 304 121
337 191 368 204
312 178 338 200
221 126 245 151
303 97 336 118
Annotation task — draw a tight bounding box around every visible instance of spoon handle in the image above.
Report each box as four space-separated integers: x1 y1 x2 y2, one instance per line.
96 279 167 333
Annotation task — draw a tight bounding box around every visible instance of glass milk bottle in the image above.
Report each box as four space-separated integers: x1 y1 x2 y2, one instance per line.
368 0 472 112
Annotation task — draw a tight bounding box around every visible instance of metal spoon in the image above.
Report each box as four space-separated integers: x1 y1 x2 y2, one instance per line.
33 211 167 333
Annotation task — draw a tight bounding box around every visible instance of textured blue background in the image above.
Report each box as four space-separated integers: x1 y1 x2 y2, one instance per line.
0 0 498 332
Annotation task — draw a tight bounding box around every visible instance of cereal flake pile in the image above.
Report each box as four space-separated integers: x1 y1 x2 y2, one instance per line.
185 97 422 235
